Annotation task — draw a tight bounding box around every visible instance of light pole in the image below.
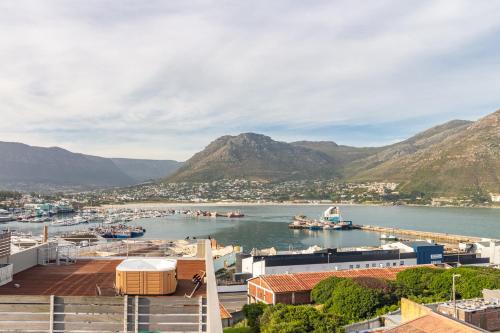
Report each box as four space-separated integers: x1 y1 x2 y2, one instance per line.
452 274 461 318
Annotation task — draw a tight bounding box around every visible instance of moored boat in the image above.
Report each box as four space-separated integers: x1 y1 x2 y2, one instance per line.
380 233 398 241
95 225 146 239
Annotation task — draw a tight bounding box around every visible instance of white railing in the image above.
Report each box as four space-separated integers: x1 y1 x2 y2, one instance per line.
56 239 198 259
204 239 223 333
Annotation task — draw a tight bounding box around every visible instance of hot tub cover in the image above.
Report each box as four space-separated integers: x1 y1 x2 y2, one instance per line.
117 258 177 272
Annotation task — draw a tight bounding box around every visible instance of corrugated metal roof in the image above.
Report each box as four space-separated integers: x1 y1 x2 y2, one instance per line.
248 265 435 293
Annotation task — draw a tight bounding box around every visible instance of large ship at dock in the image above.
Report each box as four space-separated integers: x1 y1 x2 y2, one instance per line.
290 206 352 231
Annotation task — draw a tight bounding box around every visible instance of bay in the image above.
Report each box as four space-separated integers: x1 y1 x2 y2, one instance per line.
5 205 500 251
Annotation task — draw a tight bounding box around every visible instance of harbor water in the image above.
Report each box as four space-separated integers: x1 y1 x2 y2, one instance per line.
3 205 500 251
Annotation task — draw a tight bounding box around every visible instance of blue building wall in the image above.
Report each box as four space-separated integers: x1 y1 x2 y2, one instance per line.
413 244 444 264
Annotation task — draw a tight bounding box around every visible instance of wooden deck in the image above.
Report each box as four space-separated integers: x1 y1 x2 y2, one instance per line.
0 259 206 297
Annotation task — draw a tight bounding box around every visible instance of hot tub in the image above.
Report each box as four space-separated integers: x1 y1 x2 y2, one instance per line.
116 258 177 295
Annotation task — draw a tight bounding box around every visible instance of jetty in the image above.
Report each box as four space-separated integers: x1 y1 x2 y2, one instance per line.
354 224 486 244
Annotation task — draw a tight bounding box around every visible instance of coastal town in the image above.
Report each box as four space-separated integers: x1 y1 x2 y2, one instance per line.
3 180 498 212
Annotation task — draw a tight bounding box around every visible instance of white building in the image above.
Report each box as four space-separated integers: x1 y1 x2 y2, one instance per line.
472 240 500 265
490 193 500 203
241 248 418 277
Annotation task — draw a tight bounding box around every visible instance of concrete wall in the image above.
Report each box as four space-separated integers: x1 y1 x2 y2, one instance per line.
241 257 253 274
477 241 500 265
217 285 247 293
0 243 57 274
214 252 236 272
483 289 500 302
400 298 433 322
344 317 383 333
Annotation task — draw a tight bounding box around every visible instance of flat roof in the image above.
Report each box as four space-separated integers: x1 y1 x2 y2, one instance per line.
248 265 436 293
385 313 484 333
254 250 416 267
0 259 206 297
438 299 500 312
403 241 442 248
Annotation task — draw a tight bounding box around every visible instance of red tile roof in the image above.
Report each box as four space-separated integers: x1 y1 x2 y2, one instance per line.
219 304 232 319
248 265 435 293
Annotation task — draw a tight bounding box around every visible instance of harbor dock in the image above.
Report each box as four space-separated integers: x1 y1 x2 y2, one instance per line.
354 224 487 244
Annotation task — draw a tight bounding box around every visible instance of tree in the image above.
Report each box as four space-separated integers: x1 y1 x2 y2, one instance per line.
395 266 500 303
243 303 268 331
311 276 346 304
428 267 500 300
395 266 442 298
323 279 381 323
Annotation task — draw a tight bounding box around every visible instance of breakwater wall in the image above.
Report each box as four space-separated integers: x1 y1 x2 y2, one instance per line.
354 224 486 244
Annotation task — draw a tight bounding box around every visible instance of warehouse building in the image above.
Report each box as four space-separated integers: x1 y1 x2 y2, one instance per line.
241 242 445 277
247 265 433 305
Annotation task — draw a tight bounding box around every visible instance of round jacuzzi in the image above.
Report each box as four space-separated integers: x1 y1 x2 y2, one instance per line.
116 258 177 295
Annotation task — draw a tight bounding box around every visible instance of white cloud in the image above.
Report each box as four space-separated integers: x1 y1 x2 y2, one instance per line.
0 0 499 159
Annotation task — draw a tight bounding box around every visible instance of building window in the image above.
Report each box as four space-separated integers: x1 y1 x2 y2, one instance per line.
366 264 370 268
386 262 390 267
400 261 405 266
372 263 377 267
355 264 360 269
393 262 397 266
349 265 353 269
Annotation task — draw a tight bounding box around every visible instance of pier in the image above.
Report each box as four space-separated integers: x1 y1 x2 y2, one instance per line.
354 224 486 244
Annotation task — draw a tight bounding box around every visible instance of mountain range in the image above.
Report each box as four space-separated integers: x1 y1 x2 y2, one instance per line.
0 142 182 191
1 109 498 195
167 110 500 196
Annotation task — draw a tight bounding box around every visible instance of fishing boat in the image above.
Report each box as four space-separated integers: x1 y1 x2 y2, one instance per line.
227 211 244 218
95 225 146 239
308 222 323 230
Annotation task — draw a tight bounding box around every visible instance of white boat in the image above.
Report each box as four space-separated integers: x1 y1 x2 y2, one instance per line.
322 206 342 223
0 209 14 223
380 234 398 241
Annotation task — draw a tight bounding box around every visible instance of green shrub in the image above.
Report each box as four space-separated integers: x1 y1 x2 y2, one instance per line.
224 328 253 333
242 303 268 330
260 304 342 333
323 279 381 323
311 276 346 304
395 267 442 298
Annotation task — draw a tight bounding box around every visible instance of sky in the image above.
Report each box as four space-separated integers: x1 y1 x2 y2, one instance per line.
1 0 500 161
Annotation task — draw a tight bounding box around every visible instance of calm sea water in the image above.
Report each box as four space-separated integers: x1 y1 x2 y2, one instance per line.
4 205 500 251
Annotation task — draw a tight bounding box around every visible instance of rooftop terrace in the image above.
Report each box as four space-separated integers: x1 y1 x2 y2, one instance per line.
0 258 206 297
